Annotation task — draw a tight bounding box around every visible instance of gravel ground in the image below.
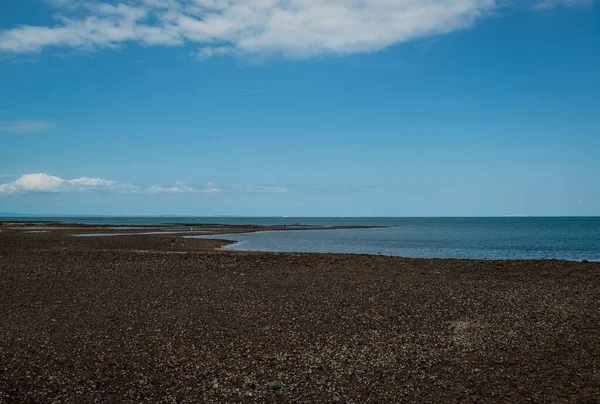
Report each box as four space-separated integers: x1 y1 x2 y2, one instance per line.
0 226 599 403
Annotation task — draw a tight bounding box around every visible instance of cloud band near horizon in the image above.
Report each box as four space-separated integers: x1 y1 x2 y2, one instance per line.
0 173 288 195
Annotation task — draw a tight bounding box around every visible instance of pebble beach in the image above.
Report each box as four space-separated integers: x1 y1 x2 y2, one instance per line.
1 224 599 403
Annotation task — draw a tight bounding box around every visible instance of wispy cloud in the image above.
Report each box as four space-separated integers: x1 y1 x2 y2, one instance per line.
3 1 593 59
0 0 502 58
148 185 198 194
246 186 289 193
3 1 595 59
0 120 53 134
148 181 221 194
535 0 594 9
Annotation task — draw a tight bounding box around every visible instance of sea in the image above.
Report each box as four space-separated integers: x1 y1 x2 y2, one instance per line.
2 216 599 261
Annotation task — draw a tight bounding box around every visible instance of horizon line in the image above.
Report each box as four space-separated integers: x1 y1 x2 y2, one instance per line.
1 214 598 219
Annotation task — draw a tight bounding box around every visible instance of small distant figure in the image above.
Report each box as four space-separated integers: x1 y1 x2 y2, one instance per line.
171 235 176 248
190 226 193 232
181 239 186 247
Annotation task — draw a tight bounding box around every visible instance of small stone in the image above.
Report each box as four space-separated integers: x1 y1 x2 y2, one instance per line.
266 380 284 391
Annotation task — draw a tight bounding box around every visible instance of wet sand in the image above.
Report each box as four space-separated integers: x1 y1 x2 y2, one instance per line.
1 224 599 403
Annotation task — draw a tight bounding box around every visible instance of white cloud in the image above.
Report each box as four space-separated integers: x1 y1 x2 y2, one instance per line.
0 174 225 195
68 177 115 187
0 173 119 194
195 46 234 60
148 181 221 194
0 120 53 134
3 1 594 58
15 173 64 192
148 184 197 194
535 0 594 9
246 185 289 193
0 0 503 58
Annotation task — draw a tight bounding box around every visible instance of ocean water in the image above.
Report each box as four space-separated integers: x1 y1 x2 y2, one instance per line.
3 216 599 261
192 217 600 261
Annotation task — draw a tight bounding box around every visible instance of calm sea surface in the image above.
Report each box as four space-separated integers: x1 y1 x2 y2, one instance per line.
192 217 600 261
3 216 599 261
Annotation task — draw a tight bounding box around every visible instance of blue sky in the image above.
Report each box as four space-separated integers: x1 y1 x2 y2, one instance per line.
0 0 598 216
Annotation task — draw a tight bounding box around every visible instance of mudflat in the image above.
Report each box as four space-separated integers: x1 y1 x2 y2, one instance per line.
1 225 599 403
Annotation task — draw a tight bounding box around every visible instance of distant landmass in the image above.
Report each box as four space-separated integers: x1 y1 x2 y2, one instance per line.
0 213 246 218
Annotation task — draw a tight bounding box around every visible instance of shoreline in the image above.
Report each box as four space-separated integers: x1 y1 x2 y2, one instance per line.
0 221 381 232
2 221 597 262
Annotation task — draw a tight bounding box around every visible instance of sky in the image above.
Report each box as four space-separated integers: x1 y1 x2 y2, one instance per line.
0 0 599 217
